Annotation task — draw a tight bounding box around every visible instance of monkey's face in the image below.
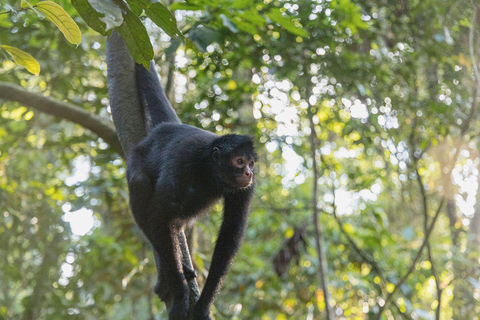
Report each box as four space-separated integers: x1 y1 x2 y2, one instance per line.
230 155 255 188
213 149 255 189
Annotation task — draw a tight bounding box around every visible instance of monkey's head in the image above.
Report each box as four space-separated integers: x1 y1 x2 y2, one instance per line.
212 135 257 189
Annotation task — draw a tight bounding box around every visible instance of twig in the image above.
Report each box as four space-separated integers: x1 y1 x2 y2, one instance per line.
0 6 36 15
469 1 480 89
460 85 478 136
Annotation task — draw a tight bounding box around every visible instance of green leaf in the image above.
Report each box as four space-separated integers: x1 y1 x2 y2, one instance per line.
232 0 254 9
239 9 266 27
86 0 123 31
116 8 153 68
144 3 184 40
170 3 203 11
1 45 40 75
125 0 144 16
129 0 150 7
35 1 82 45
0 14 13 28
71 0 107 35
21 0 31 9
233 18 258 35
330 0 367 34
266 8 308 37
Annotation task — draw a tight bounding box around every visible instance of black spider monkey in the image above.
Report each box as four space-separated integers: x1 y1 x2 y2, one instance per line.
126 62 257 320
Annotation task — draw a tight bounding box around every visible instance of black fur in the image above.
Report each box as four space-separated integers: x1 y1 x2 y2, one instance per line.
127 65 256 320
135 61 180 126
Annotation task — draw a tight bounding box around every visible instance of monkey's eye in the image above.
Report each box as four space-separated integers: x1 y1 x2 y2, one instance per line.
250 161 255 167
237 159 244 165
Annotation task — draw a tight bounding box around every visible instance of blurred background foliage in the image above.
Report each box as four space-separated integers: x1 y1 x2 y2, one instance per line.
1 0 480 319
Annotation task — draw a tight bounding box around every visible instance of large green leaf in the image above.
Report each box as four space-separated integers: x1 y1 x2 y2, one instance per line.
36 1 82 45
116 8 153 68
1 45 40 75
144 2 184 40
86 0 123 31
71 0 107 35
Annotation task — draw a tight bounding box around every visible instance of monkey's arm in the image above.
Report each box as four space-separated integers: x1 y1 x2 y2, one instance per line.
193 188 254 319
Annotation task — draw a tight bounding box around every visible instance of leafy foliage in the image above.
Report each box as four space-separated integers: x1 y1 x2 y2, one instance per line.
1 0 480 319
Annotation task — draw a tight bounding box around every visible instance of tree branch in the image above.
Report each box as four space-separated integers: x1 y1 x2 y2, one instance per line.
469 2 480 90
0 81 123 156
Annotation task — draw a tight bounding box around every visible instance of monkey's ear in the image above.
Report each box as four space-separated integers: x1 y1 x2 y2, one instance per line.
212 147 221 162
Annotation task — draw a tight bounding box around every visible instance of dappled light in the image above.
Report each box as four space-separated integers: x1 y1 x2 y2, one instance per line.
1 0 480 319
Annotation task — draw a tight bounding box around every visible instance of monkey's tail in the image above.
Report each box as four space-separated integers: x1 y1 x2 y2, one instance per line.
135 62 181 127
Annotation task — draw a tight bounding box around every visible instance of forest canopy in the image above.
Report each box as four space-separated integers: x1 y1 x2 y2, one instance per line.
1 0 480 319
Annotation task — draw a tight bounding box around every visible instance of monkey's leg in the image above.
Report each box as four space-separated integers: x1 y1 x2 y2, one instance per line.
153 249 170 301
141 187 189 320
153 249 197 301
153 248 195 301
150 223 189 320
126 150 153 217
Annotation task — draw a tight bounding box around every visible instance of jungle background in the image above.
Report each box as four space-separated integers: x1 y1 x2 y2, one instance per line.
1 0 480 319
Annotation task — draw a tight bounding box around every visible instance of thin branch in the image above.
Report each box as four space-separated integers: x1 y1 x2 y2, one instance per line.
375 196 445 320
165 55 176 103
0 81 123 156
416 170 442 320
460 85 478 136
0 6 35 15
469 2 480 89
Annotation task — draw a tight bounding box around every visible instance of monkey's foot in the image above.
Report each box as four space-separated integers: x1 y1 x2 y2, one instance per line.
182 263 197 281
